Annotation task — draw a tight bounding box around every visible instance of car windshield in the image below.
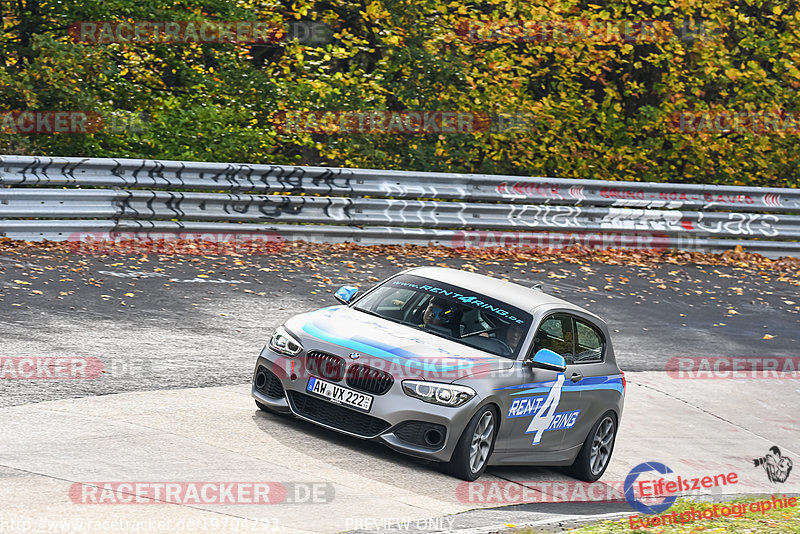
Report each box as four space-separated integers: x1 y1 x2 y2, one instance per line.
352 274 532 359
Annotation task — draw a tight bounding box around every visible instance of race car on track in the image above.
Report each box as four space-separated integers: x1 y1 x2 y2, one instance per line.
252 267 625 481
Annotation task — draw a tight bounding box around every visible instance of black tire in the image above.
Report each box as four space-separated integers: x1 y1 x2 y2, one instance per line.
564 411 617 482
445 405 498 481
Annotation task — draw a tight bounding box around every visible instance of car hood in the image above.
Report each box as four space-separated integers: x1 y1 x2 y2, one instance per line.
286 305 514 382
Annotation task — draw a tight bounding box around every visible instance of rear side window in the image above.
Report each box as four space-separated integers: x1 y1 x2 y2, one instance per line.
531 314 574 363
574 319 604 363
531 314 605 365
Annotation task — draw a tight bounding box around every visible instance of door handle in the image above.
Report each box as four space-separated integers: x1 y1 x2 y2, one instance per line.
570 372 583 383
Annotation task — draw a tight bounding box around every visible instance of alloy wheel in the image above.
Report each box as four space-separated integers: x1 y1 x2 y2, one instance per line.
589 416 615 475
469 411 495 473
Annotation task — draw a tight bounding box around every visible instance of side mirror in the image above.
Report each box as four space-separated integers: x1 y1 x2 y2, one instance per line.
334 285 358 304
525 348 567 372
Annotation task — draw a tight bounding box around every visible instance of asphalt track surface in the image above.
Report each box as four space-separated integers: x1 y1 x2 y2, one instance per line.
1 245 799 533
1 247 798 406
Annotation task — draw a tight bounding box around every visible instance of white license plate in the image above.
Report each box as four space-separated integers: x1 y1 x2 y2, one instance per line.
306 376 373 412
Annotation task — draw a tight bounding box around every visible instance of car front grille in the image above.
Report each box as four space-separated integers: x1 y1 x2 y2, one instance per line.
306 351 345 381
345 364 394 395
254 366 285 399
287 391 391 438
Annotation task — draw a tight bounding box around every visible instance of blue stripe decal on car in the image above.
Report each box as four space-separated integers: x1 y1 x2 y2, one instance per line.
495 374 624 395
508 383 624 396
494 379 557 391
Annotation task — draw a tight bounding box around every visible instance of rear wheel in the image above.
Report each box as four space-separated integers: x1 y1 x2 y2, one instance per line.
445 406 497 481
564 411 617 482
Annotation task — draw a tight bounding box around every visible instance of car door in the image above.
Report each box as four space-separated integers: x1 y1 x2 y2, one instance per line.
500 313 584 452
560 315 617 451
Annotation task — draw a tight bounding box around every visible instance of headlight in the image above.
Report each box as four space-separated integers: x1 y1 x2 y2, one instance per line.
402 380 476 407
269 326 303 356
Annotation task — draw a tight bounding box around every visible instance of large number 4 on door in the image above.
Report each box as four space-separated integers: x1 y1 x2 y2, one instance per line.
525 373 565 444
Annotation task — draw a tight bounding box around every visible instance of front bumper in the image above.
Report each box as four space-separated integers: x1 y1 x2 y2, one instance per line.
251 345 482 463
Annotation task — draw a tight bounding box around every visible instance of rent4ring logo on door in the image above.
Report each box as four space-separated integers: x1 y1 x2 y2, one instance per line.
506 373 580 445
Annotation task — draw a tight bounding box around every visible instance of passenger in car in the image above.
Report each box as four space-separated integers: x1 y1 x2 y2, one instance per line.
506 325 523 350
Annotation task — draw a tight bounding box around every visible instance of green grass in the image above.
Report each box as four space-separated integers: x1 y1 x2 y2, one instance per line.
512 495 800 533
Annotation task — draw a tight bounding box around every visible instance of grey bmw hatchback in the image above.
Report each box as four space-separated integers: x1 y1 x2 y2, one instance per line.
252 267 625 481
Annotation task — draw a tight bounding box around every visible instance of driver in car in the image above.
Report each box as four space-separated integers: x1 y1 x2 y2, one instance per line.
422 298 456 330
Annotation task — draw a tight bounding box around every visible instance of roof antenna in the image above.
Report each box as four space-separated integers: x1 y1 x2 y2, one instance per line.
531 283 543 291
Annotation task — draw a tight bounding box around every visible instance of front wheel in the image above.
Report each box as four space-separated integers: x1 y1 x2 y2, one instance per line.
564 411 617 482
445 406 497 481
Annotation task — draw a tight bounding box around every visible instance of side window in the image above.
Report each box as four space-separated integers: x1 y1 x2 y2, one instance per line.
531 314 575 364
574 319 605 363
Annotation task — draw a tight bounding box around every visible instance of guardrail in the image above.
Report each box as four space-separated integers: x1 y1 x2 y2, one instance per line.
1 155 798 257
